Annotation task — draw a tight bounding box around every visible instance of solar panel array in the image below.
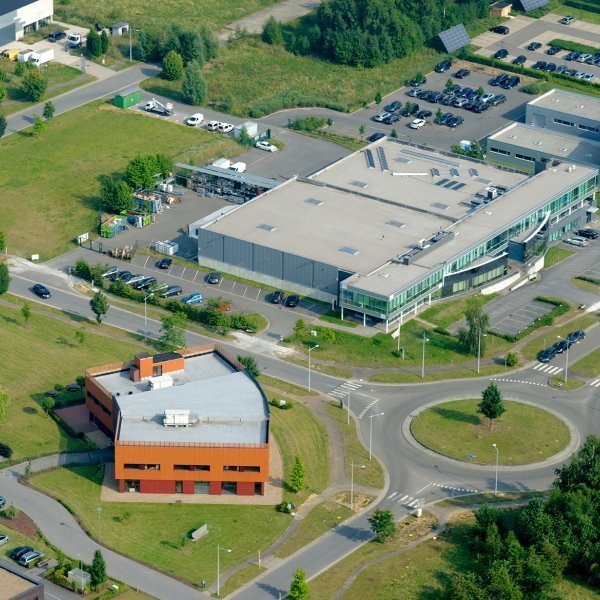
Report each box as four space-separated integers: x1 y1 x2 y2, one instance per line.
519 0 549 12
438 24 470 54
365 149 375 169
377 147 389 171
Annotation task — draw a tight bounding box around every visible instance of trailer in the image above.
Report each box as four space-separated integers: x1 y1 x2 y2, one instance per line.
17 49 35 63
144 98 173 116
30 48 54 67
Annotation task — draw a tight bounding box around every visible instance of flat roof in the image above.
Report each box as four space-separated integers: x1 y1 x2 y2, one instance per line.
100 353 268 445
527 88 600 122
201 140 596 297
0 564 39 600
489 122 600 166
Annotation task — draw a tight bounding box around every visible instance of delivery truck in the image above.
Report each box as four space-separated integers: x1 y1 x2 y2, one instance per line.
30 48 54 66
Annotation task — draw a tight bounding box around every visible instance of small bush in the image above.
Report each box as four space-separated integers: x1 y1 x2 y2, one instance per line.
289 116 328 132
506 351 519 367
523 82 543 95
433 326 451 336
0 442 13 458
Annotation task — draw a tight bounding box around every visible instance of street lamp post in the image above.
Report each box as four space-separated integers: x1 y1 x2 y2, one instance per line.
421 331 429 379
216 544 232 597
492 443 499 496
128 26 140 61
143 293 153 340
557 335 569 383
477 329 487 375
350 462 365 511
368 412 385 461
307 344 319 392
96 507 102 544
346 389 351 426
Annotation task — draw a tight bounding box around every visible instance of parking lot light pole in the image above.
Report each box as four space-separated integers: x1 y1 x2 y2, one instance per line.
421 331 429 379
350 462 365 511
216 544 231 597
492 444 499 496
307 344 319 392
143 293 153 340
128 26 140 62
557 335 569 383
347 389 351 426
477 329 487 375
368 412 385 461
96 507 102 544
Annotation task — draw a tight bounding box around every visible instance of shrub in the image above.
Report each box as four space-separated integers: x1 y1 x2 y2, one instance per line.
162 50 184 81
433 326 451 336
506 351 519 367
523 82 543 95
0 442 12 458
289 116 328 132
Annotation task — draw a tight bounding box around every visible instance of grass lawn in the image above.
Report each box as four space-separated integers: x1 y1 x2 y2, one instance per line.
319 311 359 328
217 565 266 598
571 347 600 378
549 375 585 390
324 403 385 490
552 0 600 26
520 314 598 360
545 246 575 268
31 465 291 588
257 375 317 397
410 399 570 465
0 101 240 260
419 294 496 329
572 277 600 293
0 302 147 460
369 363 508 383
55 0 281 32
437 490 549 507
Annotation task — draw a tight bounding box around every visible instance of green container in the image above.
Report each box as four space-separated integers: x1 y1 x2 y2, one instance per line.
114 88 141 109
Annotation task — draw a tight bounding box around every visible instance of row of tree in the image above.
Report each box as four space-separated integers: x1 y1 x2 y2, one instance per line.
264 0 487 68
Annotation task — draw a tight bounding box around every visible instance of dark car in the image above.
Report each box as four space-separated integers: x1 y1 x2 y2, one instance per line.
48 30 66 42
160 285 183 298
448 115 464 127
132 277 157 290
513 55 527 65
490 73 509 87
489 94 506 106
384 100 402 112
459 86 473 97
555 339 571 354
547 46 561 56
435 112 453 125
383 113 400 124
564 51 579 61
528 42 542 51
455 69 470 79
539 346 558 363
532 61 547 70
367 132 385 142
409 75 426 87
286 294 300 308
407 88 422 98
501 75 520 89
207 271 223 284
120 272 135 283
441 95 455 106
471 102 488 113
429 92 444 103
10 546 33 561
115 270 132 281
32 284 51 299
157 258 172 269
494 49 509 60
576 229 599 239
271 290 285 304
434 60 452 73
400 103 419 116
567 330 585 344
419 90 433 102
491 25 510 35
0 496 5 509
417 109 432 119
543 63 556 72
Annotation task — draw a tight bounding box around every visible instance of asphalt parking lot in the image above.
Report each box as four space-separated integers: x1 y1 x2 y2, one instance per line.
488 299 555 337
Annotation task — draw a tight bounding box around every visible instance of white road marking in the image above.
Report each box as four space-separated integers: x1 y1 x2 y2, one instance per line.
414 482 432 495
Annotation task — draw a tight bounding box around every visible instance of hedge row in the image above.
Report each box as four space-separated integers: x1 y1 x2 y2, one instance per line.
549 38 598 56
563 0 600 15
575 275 600 286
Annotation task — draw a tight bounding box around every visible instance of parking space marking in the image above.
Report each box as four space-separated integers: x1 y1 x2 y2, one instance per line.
256 288 262 300
231 281 236 291
192 270 199 283
589 379 600 388
143 255 150 268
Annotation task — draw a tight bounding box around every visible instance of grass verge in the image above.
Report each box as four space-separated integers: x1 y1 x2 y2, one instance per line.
571 346 600 378
369 363 507 383
437 490 549 507
549 375 586 390
257 375 317 397
552 1 600 26
281 355 354 379
319 311 359 328
0 101 240 260
410 399 570 465
544 246 575 268
217 565 266 598
419 294 496 329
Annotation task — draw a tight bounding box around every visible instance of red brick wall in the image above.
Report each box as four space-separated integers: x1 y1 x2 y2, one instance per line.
209 481 222 495
182 481 194 494
139 480 176 494
237 481 255 496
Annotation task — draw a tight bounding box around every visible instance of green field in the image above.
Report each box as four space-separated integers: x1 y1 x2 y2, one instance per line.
410 399 570 465
55 0 281 32
419 294 495 329
0 301 146 460
571 346 600 378
545 246 575 268
0 101 239 260
552 0 600 26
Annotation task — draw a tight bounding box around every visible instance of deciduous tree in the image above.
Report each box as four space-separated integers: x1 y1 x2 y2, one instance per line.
478 382 505 429
90 291 109 323
86 30 102 58
162 50 184 81
368 509 396 542
237 355 260 377
458 298 490 356
41 396 55 417
262 16 283 45
100 178 133 213
181 61 206 105
125 154 160 190
0 263 9 295
288 568 309 600
43 101 55 120
0 387 8 425
0 114 6 138
21 301 31 327
159 313 187 352
21 68 47 101
31 114 45 137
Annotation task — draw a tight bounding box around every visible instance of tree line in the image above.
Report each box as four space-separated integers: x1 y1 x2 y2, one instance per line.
263 0 487 68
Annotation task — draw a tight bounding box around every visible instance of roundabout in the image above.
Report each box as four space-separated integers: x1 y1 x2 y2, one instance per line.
409 398 571 466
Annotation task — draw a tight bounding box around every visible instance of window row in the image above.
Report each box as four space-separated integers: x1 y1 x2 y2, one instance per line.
123 464 261 473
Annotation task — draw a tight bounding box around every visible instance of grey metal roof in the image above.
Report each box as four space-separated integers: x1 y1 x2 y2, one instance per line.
528 89 600 122
175 163 278 189
2 0 41 15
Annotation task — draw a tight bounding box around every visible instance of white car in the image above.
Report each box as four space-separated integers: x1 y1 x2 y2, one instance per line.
565 237 588 247
480 92 495 103
218 122 234 133
582 73 595 82
256 141 278 153
186 113 204 126
410 118 426 130
207 120 221 131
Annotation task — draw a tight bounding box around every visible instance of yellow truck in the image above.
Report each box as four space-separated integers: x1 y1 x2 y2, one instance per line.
1 48 20 61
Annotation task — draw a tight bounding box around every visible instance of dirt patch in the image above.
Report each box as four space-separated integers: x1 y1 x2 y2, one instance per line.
0 511 39 537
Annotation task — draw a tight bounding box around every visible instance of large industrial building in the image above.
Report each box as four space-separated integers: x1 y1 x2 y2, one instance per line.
0 0 53 45
85 345 270 496
194 139 597 330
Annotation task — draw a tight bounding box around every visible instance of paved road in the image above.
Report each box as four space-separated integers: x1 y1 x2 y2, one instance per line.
6 265 600 599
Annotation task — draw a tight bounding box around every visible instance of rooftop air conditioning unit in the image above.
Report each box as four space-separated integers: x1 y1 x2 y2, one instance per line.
485 187 498 200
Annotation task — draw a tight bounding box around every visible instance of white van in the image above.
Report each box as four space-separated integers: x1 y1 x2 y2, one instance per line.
229 162 247 173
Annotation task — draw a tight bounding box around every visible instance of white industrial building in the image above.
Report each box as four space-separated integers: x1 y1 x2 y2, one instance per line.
0 0 53 45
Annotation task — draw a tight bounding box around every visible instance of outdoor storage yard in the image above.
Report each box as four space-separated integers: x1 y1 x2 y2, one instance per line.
0 100 240 260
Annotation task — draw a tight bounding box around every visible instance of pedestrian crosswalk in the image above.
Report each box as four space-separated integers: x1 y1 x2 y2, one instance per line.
590 379 600 388
533 363 563 375
386 483 479 508
491 377 548 388
328 380 362 400
386 491 422 509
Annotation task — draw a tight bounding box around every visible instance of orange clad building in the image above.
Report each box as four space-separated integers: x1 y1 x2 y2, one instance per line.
85 345 270 496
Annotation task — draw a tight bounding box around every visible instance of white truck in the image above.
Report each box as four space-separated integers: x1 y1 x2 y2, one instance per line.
17 49 35 63
144 98 173 116
30 48 54 67
67 33 83 49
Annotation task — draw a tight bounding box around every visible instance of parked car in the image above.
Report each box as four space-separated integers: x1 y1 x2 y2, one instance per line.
0 533 8 546
429 92 444 103
157 258 172 269
120 273 135 283
217 123 234 133
434 60 452 73
407 88 421 98
494 49 509 60
115 270 132 281
576 229 599 239
513 55 526 65
491 25 509 35
19 551 45 568
582 73 595 82
384 100 402 112
401 103 419 117
409 75 426 86
0 496 5 509
48 30 66 42
10 546 33 561
501 75 520 89
532 61 547 70
207 120 221 131
453 97 469 108
271 290 285 304
560 16 574 25
547 46 561 56
543 63 556 72
185 113 203 127
181 293 203 305
417 109 432 119
565 236 588 247
576 54 592 63
383 113 400 125
207 272 223 284
256 140 278 152
489 94 506 106
373 111 391 122
160 285 183 298
455 69 470 79
286 294 300 308
555 339 571 354
32 284 51 299
539 345 558 363
102 265 118 278
124 274 146 286
135 277 157 291
435 112 453 125
441 95 455 106
528 42 542 51
555 65 569 74
448 115 464 128
490 73 509 86
567 330 585 344
564 51 579 61
367 132 385 142
410 118 426 129
480 92 495 103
